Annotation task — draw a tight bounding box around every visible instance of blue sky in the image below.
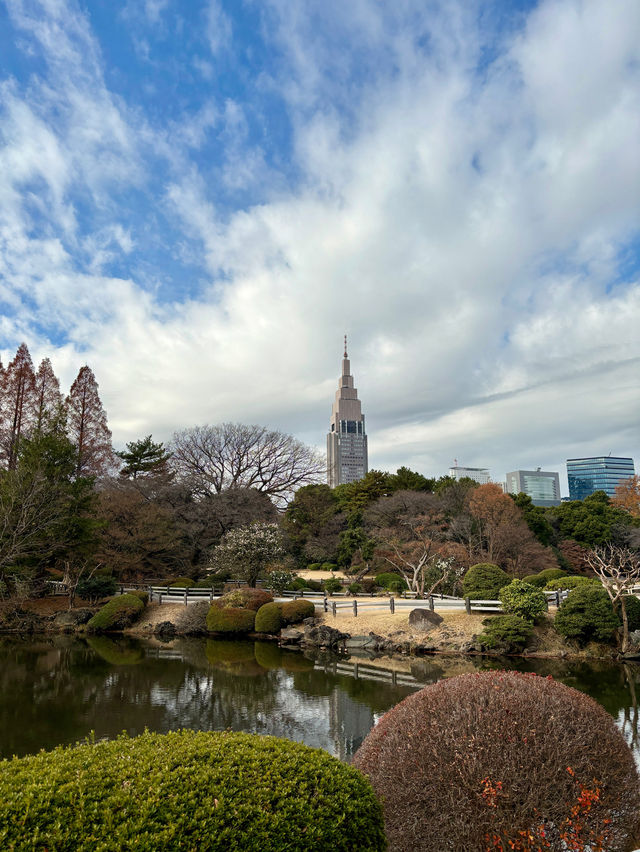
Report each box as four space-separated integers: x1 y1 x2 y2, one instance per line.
0 0 638 493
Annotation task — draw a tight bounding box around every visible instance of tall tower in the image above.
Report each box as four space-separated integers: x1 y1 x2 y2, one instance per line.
327 336 368 487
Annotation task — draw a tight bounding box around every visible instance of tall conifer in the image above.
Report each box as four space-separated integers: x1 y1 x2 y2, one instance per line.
0 343 36 469
34 357 63 431
66 366 114 477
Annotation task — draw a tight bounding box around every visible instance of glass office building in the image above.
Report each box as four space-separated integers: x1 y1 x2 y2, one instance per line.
566 457 635 500
506 469 561 507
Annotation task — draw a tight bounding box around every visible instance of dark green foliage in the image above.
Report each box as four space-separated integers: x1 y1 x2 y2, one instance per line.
206 606 256 634
86 636 144 665
169 577 195 588
128 590 149 605
0 730 387 852
117 434 171 479
387 466 435 492
333 470 394 515
86 594 145 632
195 571 230 587
213 588 274 612
462 563 511 599
348 582 363 595
511 493 555 545
307 563 322 570
499 580 547 622
291 576 309 590
323 577 343 595
621 595 640 632
544 576 600 591
554 586 620 645
479 615 534 652
522 568 566 588
76 574 117 604
255 602 282 634
305 578 323 592
549 491 634 548
375 572 408 591
321 562 338 571
280 599 316 625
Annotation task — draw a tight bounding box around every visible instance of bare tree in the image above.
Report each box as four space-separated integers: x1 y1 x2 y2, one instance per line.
585 545 640 654
66 366 115 477
170 423 325 505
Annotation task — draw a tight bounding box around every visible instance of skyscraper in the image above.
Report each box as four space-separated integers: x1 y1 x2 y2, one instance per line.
327 337 368 488
566 456 635 500
505 469 561 507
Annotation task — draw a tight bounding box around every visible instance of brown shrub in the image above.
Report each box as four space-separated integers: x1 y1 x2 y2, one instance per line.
280 599 316 625
213 588 273 612
352 671 640 852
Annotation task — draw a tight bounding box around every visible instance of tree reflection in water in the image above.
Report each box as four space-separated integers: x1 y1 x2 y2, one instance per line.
0 636 638 764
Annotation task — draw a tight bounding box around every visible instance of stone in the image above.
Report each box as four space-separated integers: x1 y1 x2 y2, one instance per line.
53 608 94 627
303 623 348 649
345 634 378 650
280 628 304 644
154 621 176 641
408 608 443 632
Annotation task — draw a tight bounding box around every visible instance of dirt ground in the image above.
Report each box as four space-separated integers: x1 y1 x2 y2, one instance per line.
21 596 91 615
320 609 488 644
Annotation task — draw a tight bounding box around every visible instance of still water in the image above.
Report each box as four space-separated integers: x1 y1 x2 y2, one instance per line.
1 635 638 763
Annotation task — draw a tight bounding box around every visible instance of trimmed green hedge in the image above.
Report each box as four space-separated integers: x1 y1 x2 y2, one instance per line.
206 606 256 634
169 577 196 588
478 615 533 652
544 576 599 592
213 588 274 612
554 585 620 645
281 599 316 625
128 590 149 605
523 568 566 588
86 594 144 632
462 563 510 599
499 580 547 623
375 572 408 591
255 602 282 634
0 730 387 852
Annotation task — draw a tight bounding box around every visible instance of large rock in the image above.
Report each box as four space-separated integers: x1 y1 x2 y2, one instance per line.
303 622 348 649
53 608 95 627
408 608 443 632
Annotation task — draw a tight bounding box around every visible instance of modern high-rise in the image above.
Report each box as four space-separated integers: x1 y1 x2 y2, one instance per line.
449 464 491 485
327 338 368 488
506 469 561 507
566 456 635 500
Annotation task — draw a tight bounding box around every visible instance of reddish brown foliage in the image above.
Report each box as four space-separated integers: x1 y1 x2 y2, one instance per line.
33 357 62 430
353 671 640 852
0 342 36 468
213 587 274 612
559 539 592 575
66 366 114 477
612 475 640 519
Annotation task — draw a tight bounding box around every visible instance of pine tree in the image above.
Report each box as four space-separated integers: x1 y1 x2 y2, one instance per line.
33 357 63 432
0 343 36 470
117 435 172 479
66 366 114 477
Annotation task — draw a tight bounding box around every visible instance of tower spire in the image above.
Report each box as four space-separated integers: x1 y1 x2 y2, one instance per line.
344 334 348 358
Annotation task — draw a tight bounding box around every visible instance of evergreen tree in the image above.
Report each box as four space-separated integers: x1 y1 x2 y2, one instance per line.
66 366 114 477
0 343 36 470
117 435 172 479
33 357 63 432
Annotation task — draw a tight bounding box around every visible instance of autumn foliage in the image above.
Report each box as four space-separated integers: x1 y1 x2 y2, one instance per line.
352 671 640 852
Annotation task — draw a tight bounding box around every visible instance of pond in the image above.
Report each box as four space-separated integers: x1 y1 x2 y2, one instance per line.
0 635 638 764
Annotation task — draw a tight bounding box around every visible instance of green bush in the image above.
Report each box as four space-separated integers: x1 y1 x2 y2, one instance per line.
544 576 600 591
524 568 566 588
213 588 273 612
323 577 343 595
349 582 363 595
255 602 283 634
128 590 149 605
621 595 640 632
375 572 408 591
305 578 323 592
86 636 144 665
478 615 533 653
291 576 309 590
76 575 117 604
462 563 511 599
0 730 386 852
499 579 547 622
554 586 620 645
206 606 256 634
86 594 145 632
307 563 322 571
169 577 195 588
281 599 316 625
321 562 338 572
389 581 405 596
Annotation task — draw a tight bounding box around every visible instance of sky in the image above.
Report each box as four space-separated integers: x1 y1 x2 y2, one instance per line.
0 0 638 495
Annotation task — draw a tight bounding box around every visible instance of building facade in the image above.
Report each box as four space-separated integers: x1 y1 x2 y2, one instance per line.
505 469 561 507
327 339 368 488
566 456 635 500
448 465 491 485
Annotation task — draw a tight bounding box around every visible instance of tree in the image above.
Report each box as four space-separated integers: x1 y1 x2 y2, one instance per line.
0 343 36 469
283 484 342 565
548 491 633 548
387 466 434 492
66 366 114 478
170 423 324 504
209 522 285 587
333 470 393 516
33 357 63 432
585 545 640 653
612 475 640 519
511 493 555 546
117 435 172 479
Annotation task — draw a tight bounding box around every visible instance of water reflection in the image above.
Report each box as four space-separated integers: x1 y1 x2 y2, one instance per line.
0 636 638 765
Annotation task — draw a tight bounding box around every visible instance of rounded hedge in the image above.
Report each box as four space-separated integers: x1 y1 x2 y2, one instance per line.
524 568 566 588
353 671 640 852
128 589 149 605
622 594 640 632
462 563 510 599
544 575 600 592
206 606 256 634
169 577 195 588
375 572 408 591
0 730 387 852
281 599 316 625
213 588 274 612
554 585 620 645
478 615 533 653
323 577 343 595
499 579 547 622
255 602 283 634
86 594 144 632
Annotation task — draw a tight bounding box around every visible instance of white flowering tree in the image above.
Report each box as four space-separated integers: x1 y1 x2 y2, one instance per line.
209 522 285 588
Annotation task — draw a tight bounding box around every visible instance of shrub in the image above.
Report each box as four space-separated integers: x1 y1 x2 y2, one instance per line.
353 671 640 852
128 590 149 605
375 572 408 591
86 594 144 632
291 576 309 590
169 577 195 588
499 579 547 622
255 602 282 634
206 606 256 634
462 563 510 599
86 636 144 665
305 578 323 592
321 562 338 572
544 575 600 591
361 578 376 594
213 588 273 612
554 585 620 645
0 730 386 852
622 594 640 632
280 599 316 625
323 577 343 595
478 615 533 653
307 563 322 571
524 568 567 588
388 581 405 596
267 570 295 594
348 582 363 595
76 575 117 604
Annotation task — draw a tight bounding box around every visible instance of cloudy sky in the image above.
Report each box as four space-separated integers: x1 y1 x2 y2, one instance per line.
0 0 638 493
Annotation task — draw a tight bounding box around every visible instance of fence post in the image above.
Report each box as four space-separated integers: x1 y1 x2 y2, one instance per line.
324 596 328 612
555 591 561 607
353 599 358 617
184 589 188 606
210 588 214 603
159 594 162 605
428 595 434 611
166 585 170 595
390 596 395 614
464 597 471 614
332 601 337 617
